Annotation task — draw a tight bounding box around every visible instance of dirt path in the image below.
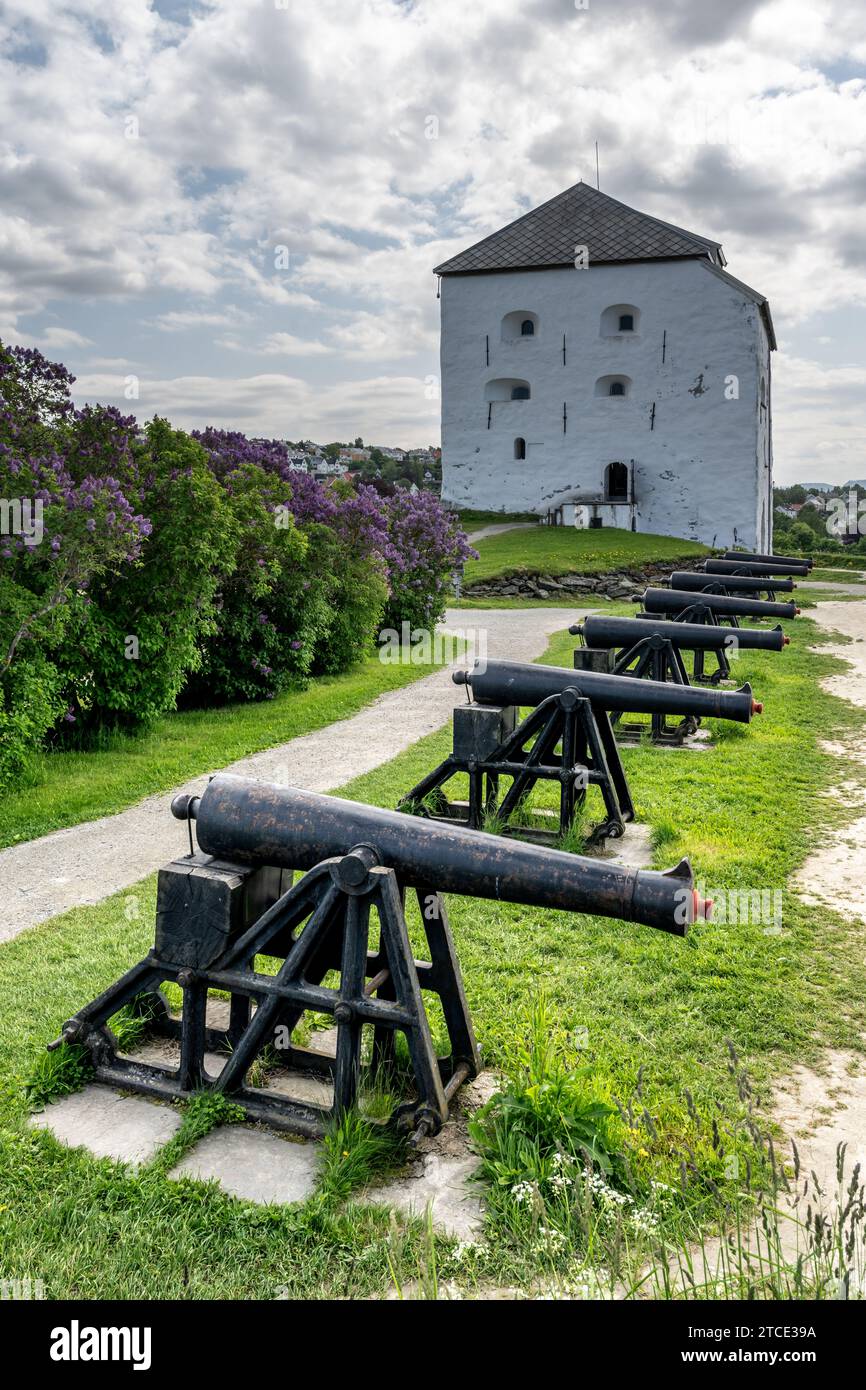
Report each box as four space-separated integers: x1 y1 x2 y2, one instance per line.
0 606 579 944
776 596 866 1193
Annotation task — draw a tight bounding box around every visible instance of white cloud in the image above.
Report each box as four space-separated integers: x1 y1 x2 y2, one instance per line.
258 332 334 357
37 326 93 348
0 0 863 473
73 368 439 446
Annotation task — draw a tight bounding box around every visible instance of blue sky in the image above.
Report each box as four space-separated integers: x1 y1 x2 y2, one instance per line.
1 0 864 479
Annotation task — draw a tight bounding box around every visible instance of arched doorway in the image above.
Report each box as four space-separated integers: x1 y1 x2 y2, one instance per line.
605 461 629 502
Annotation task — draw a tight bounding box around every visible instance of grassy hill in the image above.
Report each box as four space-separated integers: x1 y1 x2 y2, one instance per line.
463 526 710 584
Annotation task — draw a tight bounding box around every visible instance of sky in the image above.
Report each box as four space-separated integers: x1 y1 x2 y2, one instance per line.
1 0 864 481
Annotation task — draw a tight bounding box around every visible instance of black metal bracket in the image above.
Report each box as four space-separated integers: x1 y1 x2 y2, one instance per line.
609 635 698 745
398 691 635 847
664 601 735 684
51 854 480 1145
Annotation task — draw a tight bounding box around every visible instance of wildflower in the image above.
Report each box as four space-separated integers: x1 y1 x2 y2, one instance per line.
511 1180 537 1206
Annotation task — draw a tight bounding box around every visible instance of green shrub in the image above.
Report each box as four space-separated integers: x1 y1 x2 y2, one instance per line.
57 419 236 733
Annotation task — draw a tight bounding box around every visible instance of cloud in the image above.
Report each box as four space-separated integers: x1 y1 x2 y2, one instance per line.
0 0 863 476
73 368 440 445
37 326 93 348
257 332 334 357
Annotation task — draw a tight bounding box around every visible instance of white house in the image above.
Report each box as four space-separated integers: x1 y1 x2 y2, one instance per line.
434 182 775 549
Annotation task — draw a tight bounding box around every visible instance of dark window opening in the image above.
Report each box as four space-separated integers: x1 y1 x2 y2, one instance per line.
589 516 603 529
618 314 634 332
520 319 535 336
609 381 625 396
605 461 629 502
514 437 526 460
511 385 530 400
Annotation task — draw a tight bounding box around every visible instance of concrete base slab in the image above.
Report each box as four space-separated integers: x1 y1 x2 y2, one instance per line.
31 1086 181 1167
169 1126 322 1204
364 1153 484 1240
126 1030 335 1108
599 822 654 870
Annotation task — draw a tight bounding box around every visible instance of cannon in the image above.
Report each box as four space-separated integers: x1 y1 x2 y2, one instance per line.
572 613 788 693
705 558 809 580
724 549 813 572
47 776 707 1142
398 659 761 846
670 570 795 601
641 587 799 629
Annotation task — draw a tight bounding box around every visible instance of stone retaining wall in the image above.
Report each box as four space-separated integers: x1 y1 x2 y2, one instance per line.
463 561 679 602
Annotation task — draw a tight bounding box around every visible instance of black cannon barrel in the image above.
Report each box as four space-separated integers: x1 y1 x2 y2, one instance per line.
572 615 789 653
174 775 707 935
453 658 762 722
670 570 795 595
724 549 813 572
705 558 809 579
642 587 799 620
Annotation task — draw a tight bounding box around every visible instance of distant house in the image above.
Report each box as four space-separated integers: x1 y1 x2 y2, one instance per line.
435 180 775 549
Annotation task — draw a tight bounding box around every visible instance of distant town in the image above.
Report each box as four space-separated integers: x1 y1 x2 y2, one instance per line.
282 440 442 494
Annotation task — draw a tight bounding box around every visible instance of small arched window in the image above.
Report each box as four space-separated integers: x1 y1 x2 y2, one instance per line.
501 311 539 341
594 374 631 398
601 304 640 337
511 385 530 400
514 437 526 460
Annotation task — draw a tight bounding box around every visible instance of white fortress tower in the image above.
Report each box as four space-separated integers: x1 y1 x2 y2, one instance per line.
435 182 775 549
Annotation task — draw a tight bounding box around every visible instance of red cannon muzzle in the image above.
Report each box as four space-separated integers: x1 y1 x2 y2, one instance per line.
695 891 714 921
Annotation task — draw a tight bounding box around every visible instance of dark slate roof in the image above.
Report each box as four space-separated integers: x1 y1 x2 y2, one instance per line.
434 182 723 276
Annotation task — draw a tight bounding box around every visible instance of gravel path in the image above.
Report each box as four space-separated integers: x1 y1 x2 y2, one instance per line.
0 606 580 944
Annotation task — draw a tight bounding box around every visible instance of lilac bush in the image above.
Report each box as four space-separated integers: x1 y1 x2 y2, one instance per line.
382 487 476 632
0 344 149 785
0 344 475 786
191 430 388 689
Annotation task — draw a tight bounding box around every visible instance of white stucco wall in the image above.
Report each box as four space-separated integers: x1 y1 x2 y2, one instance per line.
439 258 771 549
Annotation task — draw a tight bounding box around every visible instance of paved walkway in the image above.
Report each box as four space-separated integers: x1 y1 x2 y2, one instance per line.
804 579 866 594
0 606 579 944
466 521 538 543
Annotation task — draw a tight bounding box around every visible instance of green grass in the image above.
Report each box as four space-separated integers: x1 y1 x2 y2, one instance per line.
2 602 865 1297
0 649 456 849
464 527 709 585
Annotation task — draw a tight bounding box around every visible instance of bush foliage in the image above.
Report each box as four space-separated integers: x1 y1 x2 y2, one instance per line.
0 342 470 788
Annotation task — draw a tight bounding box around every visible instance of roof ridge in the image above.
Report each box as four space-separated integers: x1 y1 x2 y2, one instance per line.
433 179 588 271
433 181 721 276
